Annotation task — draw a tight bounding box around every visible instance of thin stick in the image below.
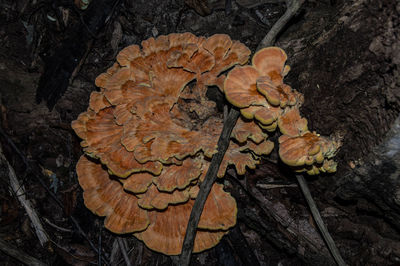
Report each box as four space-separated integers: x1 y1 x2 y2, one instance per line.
178 108 240 265
256 0 305 51
117 237 132 266
296 175 346 266
0 238 47 266
98 227 102 266
1 146 49 248
109 239 119 265
43 218 73 233
256 183 297 189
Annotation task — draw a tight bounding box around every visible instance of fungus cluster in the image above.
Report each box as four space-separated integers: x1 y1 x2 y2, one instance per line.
72 33 275 255
224 47 339 175
72 33 339 255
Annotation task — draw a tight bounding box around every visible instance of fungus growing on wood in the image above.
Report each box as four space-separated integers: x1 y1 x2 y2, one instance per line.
231 117 267 144
224 46 339 174
279 132 339 175
278 107 308 137
73 34 339 256
72 33 251 255
224 47 300 112
76 156 149 234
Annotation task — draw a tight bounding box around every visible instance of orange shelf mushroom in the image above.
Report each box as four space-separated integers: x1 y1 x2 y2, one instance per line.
223 47 339 174
224 47 302 128
72 33 255 255
278 132 339 175
278 107 308 137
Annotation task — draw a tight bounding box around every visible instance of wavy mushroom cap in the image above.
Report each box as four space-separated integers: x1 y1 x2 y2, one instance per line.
278 107 308 137
72 107 163 178
77 155 237 254
224 65 264 108
223 46 303 134
152 157 202 192
231 117 267 144
120 102 222 164
76 156 150 234
218 140 268 177
278 132 339 174
256 78 298 108
252 47 290 82
240 105 282 131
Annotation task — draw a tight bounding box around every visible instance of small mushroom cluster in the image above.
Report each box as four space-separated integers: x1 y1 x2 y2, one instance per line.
224 47 339 175
72 33 277 255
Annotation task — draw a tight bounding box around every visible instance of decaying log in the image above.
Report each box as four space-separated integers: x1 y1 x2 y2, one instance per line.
336 115 400 229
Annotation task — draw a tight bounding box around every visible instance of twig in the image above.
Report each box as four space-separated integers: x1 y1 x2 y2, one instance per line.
43 218 73 233
179 108 240 265
179 1 304 265
256 0 305 51
296 175 346 266
117 237 132 266
134 241 143 265
256 183 297 189
109 239 119 265
98 227 102 266
1 145 49 248
0 238 47 266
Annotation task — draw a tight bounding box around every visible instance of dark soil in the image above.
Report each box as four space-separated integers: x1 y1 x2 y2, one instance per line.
0 0 399 265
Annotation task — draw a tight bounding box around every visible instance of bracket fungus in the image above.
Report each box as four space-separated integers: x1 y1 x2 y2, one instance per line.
224 47 340 175
72 33 262 255
73 34 339 255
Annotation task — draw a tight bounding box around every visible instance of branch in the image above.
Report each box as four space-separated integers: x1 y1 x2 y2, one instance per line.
296 175 346 266
256 0 305 51
117 237 132 266
178 108 240 265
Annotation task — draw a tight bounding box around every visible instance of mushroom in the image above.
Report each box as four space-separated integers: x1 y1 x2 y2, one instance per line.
231 117 267 144
136 184 191 210
278 107 308 137
73 34 338 257
76 156 150 234
72 33 250 255
223 46 338 175
278 132 339 175
152 157 203 192
217 138 274 177
223 48 297 129
71 107 163 178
